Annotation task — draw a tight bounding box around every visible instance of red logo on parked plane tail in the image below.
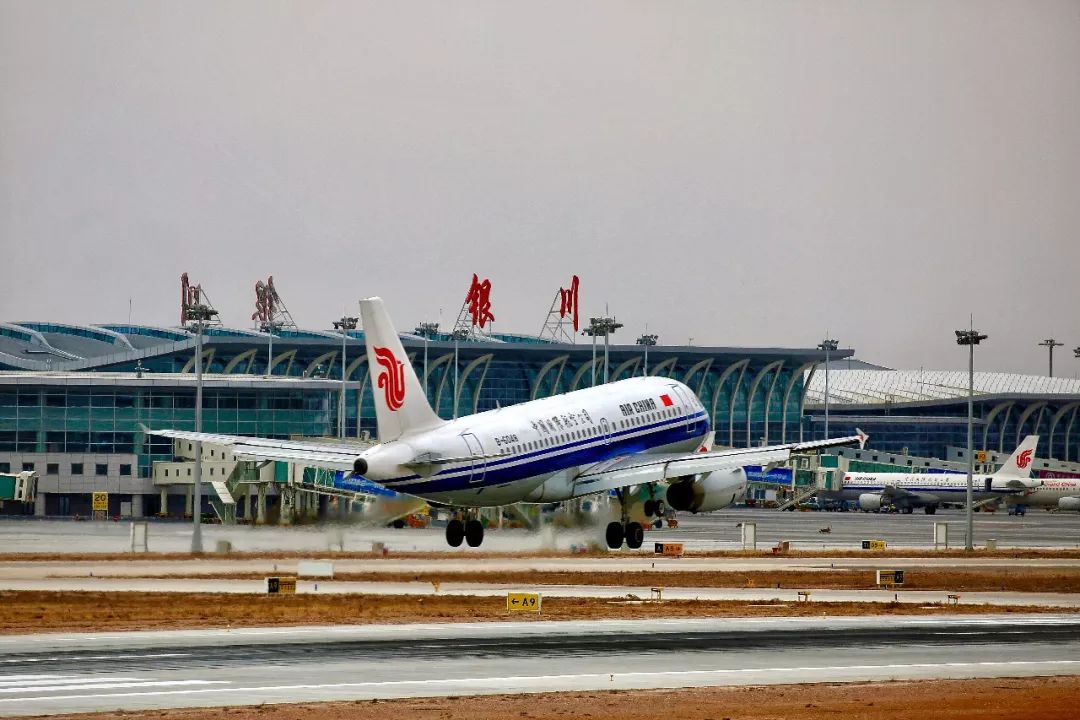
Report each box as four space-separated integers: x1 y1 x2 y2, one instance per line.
374 346 406 411
1017 449 1033 470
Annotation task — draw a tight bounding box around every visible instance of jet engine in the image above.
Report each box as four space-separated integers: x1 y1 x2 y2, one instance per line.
858 493 884 511
666 468 745 513
1059 497 1080 511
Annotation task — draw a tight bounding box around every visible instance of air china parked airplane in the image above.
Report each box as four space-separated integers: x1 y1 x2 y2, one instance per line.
820 436 1042 514
153 298 866 549
1011 474 1080 511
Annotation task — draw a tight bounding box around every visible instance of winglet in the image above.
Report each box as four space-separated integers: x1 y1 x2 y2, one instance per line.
856 428 869 450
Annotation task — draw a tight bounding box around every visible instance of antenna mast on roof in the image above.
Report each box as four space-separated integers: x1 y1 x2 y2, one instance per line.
538 275 580 343
451 273 494 341
179 273 222 329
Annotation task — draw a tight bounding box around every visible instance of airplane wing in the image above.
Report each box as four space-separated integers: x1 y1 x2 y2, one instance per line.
569 433 867 499
878 484 917 500
147 429 372 473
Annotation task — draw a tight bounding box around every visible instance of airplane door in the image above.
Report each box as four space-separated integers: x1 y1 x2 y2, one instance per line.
599 417 611 444
461 432 486 484
670 385 695 434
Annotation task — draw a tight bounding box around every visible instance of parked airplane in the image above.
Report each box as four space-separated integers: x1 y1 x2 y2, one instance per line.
153 297 866 548
820 436 1042 514
1010 474 1080 512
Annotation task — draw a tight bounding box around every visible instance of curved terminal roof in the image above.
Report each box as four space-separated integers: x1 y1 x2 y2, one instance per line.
806 369 1080 405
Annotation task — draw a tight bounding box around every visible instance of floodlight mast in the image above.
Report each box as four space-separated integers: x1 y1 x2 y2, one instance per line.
956 328 988 552
1038 338 1064 378
816 337 839 439
333 315 359 439
582 316 622 384
637 333 658 376
184 303 218 554
415 322 440 403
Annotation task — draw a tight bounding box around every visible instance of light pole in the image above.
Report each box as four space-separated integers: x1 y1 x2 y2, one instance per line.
817 337 839 439
264 321 281 376
956 327 988 551
184 303 217 554
414 322 440 402
333 315 358 439
1038 338 1063 377
637 333 658 376
582 317 622 384
451 328 467 419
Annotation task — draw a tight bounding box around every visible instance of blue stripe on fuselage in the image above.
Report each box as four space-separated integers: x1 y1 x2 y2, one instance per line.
382 410 710 494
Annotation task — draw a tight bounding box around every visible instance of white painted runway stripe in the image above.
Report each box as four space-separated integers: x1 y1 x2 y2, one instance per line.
0 677 141 688
0 679 227 695
0 652 190 665
4 659 1078 705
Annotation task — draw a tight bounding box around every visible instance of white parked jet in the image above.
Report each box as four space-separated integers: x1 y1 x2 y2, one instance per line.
152 298 866 549
1011 475 1080 512
821 436 1042 514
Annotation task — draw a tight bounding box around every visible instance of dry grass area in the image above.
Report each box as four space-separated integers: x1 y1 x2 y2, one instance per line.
183 568 1080 593
20 676 1080 720
1 590 1074 634
4 547 1080 562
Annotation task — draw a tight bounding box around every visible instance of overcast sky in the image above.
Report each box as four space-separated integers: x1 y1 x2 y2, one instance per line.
2 1 1078 375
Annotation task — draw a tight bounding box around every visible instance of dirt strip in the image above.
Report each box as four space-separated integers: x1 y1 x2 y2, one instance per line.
4 547 1080 562
19 676 1080 720
1 591 1075 634
92 568 1080 593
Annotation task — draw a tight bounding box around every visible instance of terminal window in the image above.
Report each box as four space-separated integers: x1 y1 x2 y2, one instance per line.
0 463 8 473
22 462 34 472
71 463 84 475
95 464 108 476
119 464 132 476
47 463 59 475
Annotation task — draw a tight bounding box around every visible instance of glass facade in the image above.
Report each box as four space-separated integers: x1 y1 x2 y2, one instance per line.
806 397 1080 462
0 382 335 478
1 324 834 475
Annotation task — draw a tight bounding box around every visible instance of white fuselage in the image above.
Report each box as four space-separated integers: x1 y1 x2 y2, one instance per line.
826 472 1030 506
358 376 711 507
1013 478 1080 508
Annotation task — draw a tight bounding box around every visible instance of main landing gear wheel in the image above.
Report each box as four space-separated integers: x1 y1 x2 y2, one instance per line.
605 521 625 549
925 505 938 515
624 522 644 549
465 519 484 547
644 499 657 517
446 519 465 547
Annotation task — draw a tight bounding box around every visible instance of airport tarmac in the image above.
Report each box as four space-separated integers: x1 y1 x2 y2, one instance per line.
1 615 1076 716
1 506 1078 555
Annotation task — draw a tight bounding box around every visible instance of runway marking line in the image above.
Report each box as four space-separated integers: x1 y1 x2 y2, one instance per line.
4 660 1079 705
0 679 227 695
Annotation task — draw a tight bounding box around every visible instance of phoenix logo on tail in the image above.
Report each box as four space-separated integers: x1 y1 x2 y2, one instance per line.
374 346 406 411
1017 449 1033 469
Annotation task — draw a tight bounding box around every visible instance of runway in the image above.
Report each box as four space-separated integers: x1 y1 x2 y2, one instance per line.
1 615 1077 716
2 506 1078 555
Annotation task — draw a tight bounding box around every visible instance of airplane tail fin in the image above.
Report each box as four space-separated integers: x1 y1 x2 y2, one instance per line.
992 435 1039 479
359 297 445 442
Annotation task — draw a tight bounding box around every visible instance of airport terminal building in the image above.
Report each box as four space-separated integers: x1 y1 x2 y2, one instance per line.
0 320 843 516
805 369 1080 464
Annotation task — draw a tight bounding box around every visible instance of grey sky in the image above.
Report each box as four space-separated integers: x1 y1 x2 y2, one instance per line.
2 1 1078 375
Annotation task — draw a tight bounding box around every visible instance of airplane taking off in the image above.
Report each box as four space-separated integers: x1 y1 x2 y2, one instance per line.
820 436 1042 514
153 297 867 549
